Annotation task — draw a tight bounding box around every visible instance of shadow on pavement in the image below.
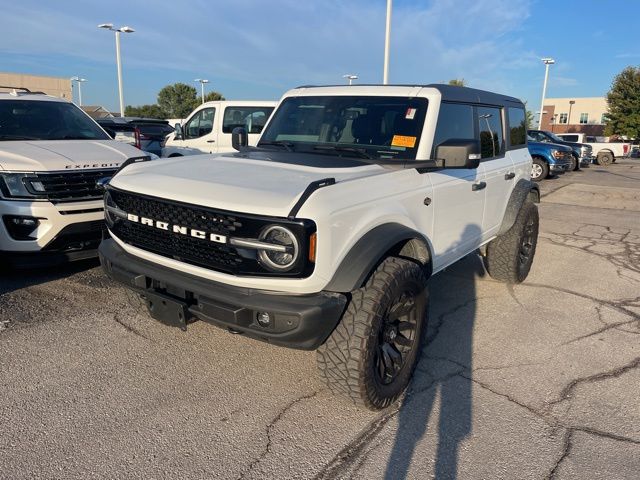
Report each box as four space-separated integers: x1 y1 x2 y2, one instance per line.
385 226 484 479
0 258 100 296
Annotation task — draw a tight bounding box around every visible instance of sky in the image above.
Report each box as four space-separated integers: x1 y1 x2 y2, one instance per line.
1 0 638 112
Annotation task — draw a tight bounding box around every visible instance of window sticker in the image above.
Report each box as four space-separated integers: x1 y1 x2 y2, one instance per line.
405 108 417 120
391 135 417 148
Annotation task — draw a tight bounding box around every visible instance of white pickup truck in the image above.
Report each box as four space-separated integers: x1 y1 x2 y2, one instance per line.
162 100 276 157
556 132 630 166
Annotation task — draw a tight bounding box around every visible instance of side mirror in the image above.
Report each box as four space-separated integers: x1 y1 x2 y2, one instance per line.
232 126 248 151
174 123 183 140
435 139 481 169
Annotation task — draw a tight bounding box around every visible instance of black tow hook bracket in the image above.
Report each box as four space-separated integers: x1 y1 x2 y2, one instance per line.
141 290 193 331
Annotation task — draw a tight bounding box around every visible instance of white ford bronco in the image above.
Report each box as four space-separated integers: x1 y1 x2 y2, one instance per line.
100 84 540 409
0 88 147 268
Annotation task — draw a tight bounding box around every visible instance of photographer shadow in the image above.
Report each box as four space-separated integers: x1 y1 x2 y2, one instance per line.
0 258 99 296
386 225 485 479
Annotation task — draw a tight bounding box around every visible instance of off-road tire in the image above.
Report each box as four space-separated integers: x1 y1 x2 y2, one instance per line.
531 157 548 182
316 257 428 410
484 201 539 283
597 152 613 166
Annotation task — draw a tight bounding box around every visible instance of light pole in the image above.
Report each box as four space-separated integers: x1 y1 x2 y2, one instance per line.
70 76 87 106
568 99 575 126
98 23 135 117
342 74 358 85
538 57 555 129
383 0 392 84
195 79 209 104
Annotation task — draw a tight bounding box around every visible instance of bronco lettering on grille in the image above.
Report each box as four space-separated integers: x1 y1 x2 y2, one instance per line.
126 213 227 244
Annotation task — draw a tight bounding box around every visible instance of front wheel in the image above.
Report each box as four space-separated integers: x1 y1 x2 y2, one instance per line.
569 154 579 171
484 201 539 283
531 158 548 182
316 257 428 410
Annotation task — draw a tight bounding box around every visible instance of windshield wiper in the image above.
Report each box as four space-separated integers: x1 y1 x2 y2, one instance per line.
312 145 372 159
0 134 41 140
258 140 295 152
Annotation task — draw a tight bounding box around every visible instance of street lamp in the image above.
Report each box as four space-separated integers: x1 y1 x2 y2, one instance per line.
195 79 210 104
383 0 392 84
568 100 575 125
98 23 135 117
538 57 555 129
70 76 87 106
342 74 358 85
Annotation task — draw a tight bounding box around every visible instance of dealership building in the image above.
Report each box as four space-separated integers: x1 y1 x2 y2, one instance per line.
541 97 608 136
0 72 72 100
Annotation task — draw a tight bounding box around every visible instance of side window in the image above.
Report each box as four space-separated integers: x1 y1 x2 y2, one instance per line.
184 108 215 139
432 102 475 156
507 107 526 147
222 107 275 134
477 106 504 159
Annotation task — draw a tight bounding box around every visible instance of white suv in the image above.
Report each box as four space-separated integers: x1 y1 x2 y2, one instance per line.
0 88 146 268
100 84 539 409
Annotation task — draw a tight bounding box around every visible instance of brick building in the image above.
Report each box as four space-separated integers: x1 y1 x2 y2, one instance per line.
540 97 608 136
0 72 72 100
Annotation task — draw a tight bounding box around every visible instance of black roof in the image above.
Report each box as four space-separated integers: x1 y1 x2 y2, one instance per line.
294 83 524 107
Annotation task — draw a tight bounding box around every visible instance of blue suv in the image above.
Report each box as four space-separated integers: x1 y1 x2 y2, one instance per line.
527 136 573 181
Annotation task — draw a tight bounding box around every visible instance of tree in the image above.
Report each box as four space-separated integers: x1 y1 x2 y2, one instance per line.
605 66 640 138
203 91 225 102
124 104 167 119
524 102 535 128
448 79 466 87
157 83 199 119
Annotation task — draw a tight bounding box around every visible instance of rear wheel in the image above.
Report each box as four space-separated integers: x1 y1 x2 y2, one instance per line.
317 257 428 410
531 158 548 182
597 152 613 166
484 201 539 283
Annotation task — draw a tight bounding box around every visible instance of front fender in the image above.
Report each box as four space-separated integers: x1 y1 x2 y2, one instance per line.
498 179 539 235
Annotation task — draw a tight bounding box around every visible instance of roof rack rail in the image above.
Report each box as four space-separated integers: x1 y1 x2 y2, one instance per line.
0 85 32 92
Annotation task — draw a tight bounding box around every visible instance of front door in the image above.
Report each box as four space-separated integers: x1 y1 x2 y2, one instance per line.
182 107 217 154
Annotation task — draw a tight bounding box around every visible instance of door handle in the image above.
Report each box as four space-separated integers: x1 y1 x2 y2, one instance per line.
206 140 216 143
504 172 516 180
472 181 487 191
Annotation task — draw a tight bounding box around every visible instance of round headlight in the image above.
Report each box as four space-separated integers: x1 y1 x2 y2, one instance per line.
258 225 299 271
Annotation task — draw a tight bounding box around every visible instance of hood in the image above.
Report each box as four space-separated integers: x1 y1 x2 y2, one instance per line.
0 140 143 172
110 151 388 217
528 141 572 152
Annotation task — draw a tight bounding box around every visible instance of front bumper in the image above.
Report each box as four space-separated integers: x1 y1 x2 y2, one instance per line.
99 239 347 350
549 160 571 173
579 155 595 166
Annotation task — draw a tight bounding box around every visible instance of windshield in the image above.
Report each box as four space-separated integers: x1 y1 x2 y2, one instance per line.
259 96 428 161
545 131 564 143
0 100 109 141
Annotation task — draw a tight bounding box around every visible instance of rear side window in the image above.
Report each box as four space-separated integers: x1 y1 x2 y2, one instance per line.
477 106 504 158
561 134 579 142
507 107 526 147
432 103 475 155
222 106 275 134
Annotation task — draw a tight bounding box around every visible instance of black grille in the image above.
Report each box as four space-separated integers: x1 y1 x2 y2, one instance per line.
26 169 117 203
108 188 314 277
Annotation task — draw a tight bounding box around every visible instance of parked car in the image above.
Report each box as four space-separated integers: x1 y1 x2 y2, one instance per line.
555 132 630 166
100 84 540 409
0 87 148 268
162 100 276 157
97 117 173 157
527 136 573 181
528 129 593 169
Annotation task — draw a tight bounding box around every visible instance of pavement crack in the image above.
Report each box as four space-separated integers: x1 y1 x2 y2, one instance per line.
425 298 477 346
237 390 319 480
548 357 640 408
546 429 572 480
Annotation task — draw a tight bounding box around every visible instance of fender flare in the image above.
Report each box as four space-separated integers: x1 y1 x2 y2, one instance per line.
498 179 539 235
324 223 433 293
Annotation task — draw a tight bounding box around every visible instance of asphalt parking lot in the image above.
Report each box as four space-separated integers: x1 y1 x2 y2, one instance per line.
1 160 639 479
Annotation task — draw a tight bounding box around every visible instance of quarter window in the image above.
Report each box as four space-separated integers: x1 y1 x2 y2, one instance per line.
558 113 568 124
184 108 215 139
222 106 275 134
477 106 504 158
507 107 526 146
432 103 475 154
579 113 588 124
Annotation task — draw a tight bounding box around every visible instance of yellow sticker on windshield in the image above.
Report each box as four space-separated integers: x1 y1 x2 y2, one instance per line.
391 135 416 148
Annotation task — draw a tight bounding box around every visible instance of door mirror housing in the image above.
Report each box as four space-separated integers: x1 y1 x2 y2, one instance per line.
173 123 183 140
232 126 249 151
435 139 481 169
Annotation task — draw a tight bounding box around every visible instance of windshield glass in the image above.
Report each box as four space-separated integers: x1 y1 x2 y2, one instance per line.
0 100 109 141
259 96 428 161
546 131 564 143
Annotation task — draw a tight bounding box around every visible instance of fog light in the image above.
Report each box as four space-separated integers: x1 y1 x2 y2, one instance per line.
3 215 42 240
256 311 271 327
